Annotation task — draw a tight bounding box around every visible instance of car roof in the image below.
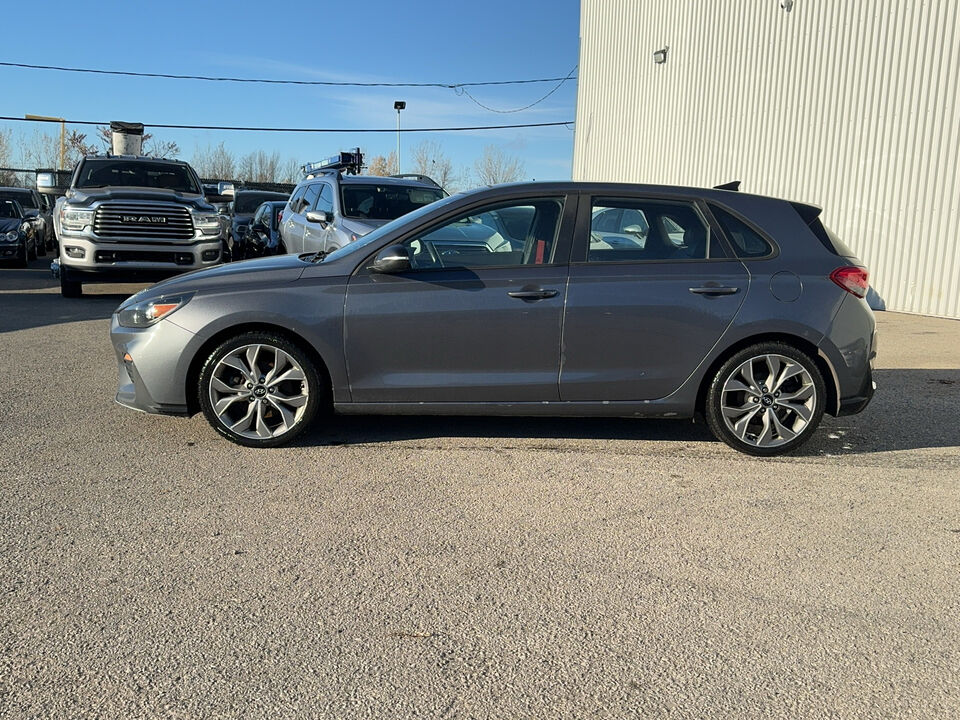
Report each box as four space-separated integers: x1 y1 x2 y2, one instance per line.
81 155 191 166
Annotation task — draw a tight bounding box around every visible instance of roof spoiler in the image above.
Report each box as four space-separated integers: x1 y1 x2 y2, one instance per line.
790 201 823 224
713 180 741 191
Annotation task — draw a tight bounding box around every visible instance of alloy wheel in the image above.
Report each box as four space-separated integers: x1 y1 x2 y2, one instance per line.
719 353 817 449
208 343 310 440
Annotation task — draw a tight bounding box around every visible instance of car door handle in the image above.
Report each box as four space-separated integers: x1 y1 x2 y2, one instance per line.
508 289 559 300
689 286 740 295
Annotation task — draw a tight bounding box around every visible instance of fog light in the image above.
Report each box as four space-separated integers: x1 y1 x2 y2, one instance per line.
122 352 133 364
175 253 193 265
201 249 219 261
65 246 85 258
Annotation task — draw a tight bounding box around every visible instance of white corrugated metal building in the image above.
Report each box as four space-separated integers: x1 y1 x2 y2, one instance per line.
573 0 960 319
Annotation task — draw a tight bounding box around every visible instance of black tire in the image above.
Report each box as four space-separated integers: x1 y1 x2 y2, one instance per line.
704 341 826 456
60 268 82 297
198 331 323 448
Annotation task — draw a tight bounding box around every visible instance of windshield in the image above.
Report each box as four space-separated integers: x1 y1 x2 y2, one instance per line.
0 200 22 218
235 192 288 214
322 192 464 263
76 159 201 194
341 183 444 221
0 191 36 209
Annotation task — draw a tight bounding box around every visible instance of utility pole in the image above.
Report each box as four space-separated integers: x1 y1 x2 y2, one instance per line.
394 101 406 174
25 114 66 170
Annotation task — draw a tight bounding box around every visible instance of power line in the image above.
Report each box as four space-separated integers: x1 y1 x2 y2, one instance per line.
0 115 574 133
0 61 577 89
457 65 578 113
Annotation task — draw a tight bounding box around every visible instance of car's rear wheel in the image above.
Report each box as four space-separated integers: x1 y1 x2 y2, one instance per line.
199 332 322 447
705 342 825 456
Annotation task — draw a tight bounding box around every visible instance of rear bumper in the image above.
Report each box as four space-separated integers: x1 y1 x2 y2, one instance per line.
837 371 876 416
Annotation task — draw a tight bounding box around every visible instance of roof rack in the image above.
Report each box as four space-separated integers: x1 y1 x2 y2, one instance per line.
301 148 364 178
390 173 443 189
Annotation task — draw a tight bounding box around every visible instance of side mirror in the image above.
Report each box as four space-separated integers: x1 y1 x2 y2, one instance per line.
217 182 235 198
370 245 411 273
36 172 57 194
305 210 328 225
623 224 646 236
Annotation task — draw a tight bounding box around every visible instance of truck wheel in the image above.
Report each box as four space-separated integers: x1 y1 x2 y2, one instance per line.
60 268 82 297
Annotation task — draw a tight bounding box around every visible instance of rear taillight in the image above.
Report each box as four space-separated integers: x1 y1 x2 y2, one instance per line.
830 266 869 298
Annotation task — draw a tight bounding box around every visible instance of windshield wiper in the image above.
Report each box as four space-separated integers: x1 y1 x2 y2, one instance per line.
309 250 330 263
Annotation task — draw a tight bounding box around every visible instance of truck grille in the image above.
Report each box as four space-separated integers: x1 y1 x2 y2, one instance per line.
93 202 194 240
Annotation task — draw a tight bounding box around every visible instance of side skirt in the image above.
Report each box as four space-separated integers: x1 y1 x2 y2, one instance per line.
333 400 694 419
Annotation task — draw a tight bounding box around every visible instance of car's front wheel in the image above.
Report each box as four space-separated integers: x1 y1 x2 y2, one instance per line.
705 342 826 456
198 332 322 447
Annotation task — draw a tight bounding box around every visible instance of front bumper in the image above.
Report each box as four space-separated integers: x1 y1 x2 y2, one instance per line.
0 241 24 259
59 234 223 281
111 314 196 415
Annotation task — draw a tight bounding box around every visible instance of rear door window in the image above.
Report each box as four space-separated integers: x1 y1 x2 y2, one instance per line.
586 198 712 262
287 186 306 214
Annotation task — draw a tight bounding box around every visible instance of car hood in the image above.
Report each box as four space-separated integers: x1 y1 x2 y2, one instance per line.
119 253 308 307
0 218 22 233
66 186 213 211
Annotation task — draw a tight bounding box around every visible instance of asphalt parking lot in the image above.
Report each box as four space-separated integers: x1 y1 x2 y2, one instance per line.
1 257 958 719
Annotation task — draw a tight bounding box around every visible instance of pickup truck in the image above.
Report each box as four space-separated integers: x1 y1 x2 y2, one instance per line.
42 155 232 297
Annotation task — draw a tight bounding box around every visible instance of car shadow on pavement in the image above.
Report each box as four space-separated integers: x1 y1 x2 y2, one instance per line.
0 291 131 334
292 368 959 456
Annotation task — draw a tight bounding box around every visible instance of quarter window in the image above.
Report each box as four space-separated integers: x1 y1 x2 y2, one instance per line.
586 198 711 262
287 186 306 214
710 206 773 258
401 199 564 270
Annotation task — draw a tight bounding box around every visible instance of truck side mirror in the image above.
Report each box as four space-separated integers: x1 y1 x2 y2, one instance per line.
36 172 57 194
217 182 235 198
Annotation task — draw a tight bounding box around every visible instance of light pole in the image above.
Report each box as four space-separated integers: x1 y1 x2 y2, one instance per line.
25 114 66 170
394 101 406 174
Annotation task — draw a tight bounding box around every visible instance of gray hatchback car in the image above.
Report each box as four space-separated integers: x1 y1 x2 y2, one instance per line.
110 181 876 456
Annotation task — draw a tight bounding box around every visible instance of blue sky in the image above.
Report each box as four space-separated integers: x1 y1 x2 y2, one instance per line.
1 0 580 183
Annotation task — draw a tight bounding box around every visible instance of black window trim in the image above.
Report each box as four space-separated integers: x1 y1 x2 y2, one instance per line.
704 201 781 261
571 193 737 265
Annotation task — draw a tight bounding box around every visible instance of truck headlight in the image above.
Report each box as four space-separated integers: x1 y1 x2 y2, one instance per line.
193 213 222 236
4 231 18 242
60 207 95 231
117 293 193 328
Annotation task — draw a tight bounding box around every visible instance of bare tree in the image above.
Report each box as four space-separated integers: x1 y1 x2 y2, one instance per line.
191 142 237 180
410 141 462 192
473 145 525 186
0 129 17 185
16 129 61 170
366 152 397 176
279 157 302 184
238 150 282 182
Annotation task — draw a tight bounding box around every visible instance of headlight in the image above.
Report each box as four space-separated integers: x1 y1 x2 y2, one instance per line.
193 213 222 236
117 293 193 328
60 207 94 231
4 230 18 242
